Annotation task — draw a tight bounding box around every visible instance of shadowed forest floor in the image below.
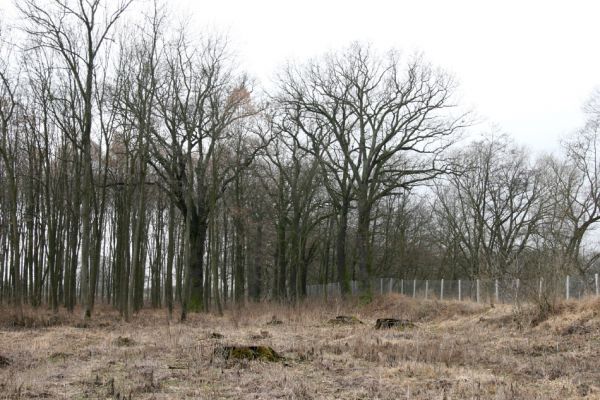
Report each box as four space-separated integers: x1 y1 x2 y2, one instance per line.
0 295 599 399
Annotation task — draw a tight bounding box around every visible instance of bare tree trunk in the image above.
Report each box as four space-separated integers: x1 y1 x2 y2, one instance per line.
221 211 229 305
276 217 287 301
182 207 207 318
165 202 175 318
356 195 372 300
250 219 263 302
210 206 223 314
128 166 147 319
233 175 245 305
66 157 81 312
336 200 350 296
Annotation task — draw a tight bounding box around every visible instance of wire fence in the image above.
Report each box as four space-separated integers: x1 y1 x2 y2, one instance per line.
306 274 600 303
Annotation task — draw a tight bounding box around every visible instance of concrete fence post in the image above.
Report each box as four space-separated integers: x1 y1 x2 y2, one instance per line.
318 274 600 302
495 279 499 303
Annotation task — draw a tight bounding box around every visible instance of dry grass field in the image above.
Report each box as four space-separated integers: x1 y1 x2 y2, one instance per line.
0 294 599 399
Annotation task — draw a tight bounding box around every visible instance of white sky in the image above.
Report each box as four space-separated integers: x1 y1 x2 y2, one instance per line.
171 0 600 153
2 0 600 153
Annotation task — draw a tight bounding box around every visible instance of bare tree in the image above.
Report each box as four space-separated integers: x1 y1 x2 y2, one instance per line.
0 20 22 319
557 91 600 276
18 0 132 319
434 135 545 279
147 31 259 318
279 44 465 299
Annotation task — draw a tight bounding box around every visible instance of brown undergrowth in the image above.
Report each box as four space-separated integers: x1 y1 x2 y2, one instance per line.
0 295 599 399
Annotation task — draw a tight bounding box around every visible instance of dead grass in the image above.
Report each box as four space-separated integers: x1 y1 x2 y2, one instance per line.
0 295 599 399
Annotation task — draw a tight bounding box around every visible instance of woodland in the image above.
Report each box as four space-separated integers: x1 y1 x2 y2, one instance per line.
1 0 600 322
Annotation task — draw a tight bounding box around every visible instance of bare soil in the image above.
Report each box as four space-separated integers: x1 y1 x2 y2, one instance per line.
0 295 599 399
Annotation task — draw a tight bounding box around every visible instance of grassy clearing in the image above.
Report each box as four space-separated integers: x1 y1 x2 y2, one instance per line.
0 295 599 399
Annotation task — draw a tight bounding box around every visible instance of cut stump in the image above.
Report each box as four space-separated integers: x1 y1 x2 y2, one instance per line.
375 318 415 330
329 315 364 325
266 316 283 326
214 345 283 362
114 336 135 347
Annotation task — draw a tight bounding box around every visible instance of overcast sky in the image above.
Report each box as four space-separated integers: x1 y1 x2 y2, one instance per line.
172 0 600 153
2 0 599 153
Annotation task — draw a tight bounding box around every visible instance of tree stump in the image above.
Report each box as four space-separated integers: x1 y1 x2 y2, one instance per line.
114 336 135 346
328 315 364 325
266 316 283 325
214 345 283 362
375 318 415 330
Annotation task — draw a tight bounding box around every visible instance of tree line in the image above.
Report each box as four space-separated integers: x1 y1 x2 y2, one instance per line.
1 0 599 320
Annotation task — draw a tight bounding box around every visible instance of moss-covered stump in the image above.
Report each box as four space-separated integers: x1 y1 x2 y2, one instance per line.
329 315 364 325
215 345 283 362
375 318 415 330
